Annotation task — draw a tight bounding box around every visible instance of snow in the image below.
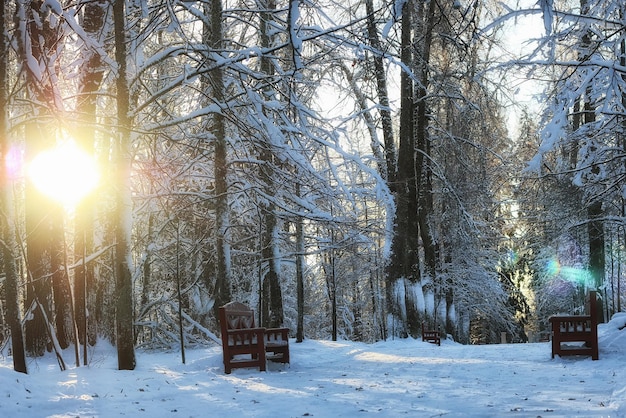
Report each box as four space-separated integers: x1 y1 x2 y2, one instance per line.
2 315 625 417
381 0 406 38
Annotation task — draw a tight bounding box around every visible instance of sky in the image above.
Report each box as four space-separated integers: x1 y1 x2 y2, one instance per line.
1 312 625 417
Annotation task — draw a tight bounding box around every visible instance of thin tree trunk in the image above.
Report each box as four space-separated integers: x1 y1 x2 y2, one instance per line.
365 0 396 184
295 183 305 343
329 227 337 341
75 0 108 353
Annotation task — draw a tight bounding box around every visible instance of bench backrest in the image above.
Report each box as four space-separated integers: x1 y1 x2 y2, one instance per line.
219 302 258 336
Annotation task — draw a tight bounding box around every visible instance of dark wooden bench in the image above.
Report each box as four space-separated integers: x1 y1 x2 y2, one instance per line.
422 322 441 346
219 302 290 374
549 290 599 360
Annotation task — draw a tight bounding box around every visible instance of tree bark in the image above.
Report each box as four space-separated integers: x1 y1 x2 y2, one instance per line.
0 0 27 372
365 0 397 184
295 183 305 342
579 0 604 316
113 0 136 370
75 0 109 354
204 0 231 316
386 0 421 338
416 0 439 323
18 0 68 356
258 0 284 329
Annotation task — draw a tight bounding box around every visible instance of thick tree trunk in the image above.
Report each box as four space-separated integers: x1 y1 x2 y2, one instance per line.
113 0 136 370
204 0 231 315
18 0 70 356
579 5 605 319
258 0 284 329
0 192 27 373
0 0 27 371
386 0 421 338
24 131 52 356
50 222 72 349
416 0 439 324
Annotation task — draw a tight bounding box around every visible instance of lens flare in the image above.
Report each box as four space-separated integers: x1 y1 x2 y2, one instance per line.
546 259 560 276
28 141 99 207
4 145 23 180
560 266 591 285
545 258 590 285
506 249 518 264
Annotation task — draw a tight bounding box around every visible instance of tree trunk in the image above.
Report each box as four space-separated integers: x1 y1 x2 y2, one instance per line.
258 0 284 329
50 223 72 349
327 233 337 341
24 131 52 356
75 0 109 354
578 0 605 317
18 0 69 357
204 0 231 315
113 0 136 370
386 0 421 338
416 0 439 322
365 0 396 184
0 0 27 372
295 184 305 343
588 202 605 293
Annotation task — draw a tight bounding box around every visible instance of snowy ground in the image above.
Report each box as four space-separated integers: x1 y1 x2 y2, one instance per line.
2 314 625 418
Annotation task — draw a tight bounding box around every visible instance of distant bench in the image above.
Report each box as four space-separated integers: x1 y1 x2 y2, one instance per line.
549 290 599 360
422 322 441 346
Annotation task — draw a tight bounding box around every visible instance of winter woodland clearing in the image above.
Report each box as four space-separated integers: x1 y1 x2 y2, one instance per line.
1 313 625 418
2 0 626 409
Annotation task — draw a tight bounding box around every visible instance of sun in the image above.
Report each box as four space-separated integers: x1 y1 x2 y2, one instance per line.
28 141 100 208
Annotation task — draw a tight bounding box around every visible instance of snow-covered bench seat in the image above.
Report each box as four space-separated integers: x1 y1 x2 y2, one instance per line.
549 290 599 360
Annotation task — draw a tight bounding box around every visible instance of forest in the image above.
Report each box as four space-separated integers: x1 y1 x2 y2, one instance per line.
0 0 625 373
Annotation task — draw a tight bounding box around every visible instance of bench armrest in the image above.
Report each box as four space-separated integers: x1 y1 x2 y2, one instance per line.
265 327 289 343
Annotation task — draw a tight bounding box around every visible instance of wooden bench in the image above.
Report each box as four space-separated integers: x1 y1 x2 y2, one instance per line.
219 302 290 374
549 290 599 360
422 322 441 346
